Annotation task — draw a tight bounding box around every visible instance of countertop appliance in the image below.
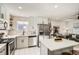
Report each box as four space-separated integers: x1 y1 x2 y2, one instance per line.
0 38 15 55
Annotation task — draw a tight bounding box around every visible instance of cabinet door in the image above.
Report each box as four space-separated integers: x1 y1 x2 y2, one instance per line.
0 45 6 55
0 6 6 19
17 37 24 48
40 42 48 55
23 36 28 48
17 36 28 49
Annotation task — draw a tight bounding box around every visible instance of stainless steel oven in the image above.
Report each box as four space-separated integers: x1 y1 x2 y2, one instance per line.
8 39 15 55
0 38 15 55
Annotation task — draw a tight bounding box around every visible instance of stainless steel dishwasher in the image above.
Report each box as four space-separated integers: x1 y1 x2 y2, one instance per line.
28 36 37 47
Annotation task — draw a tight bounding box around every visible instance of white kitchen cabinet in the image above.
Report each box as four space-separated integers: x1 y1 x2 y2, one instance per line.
16 36 28 49
0 44 6 55
36 17 48 24
72 20 79 34
40 42 48 55
48 47 72 55
0 5 6 19
0 5 9 30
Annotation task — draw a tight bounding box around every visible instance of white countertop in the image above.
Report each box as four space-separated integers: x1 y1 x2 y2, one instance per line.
2 34 38 39
2 35 20 39
0 43 6 49
40 38 79 51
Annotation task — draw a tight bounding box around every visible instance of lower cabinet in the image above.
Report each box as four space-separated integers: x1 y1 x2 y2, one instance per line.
0 45 6 55
40 42 48 55
48 47 73 55
16 36 28 49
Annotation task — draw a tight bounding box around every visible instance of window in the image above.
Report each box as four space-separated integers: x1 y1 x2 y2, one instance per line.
17 21 29 31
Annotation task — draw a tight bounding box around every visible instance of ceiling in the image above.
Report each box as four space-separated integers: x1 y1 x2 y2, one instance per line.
2 3 79 19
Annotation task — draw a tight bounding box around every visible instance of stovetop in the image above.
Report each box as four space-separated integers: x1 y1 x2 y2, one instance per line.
0 38 14 43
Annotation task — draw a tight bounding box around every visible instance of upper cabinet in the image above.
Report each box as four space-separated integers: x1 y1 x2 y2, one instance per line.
0 5 9 30
36 17 48 24
72 20 79 34
64 19 79 34
0 5 6 20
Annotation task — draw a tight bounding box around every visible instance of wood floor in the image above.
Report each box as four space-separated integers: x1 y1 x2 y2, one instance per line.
14 47 40 55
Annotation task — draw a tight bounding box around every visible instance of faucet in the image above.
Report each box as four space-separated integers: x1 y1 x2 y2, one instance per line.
23 30 25 35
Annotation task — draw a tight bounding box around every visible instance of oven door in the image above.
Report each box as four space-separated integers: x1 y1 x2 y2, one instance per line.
8 40 15 55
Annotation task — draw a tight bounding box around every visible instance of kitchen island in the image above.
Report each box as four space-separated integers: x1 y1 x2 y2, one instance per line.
40 38 79 55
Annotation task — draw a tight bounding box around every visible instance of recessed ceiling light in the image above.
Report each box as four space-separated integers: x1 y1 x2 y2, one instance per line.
54 5 58 8
18 6 22 9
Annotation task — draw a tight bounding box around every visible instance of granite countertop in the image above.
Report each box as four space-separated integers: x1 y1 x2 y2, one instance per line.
39 37 79 51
